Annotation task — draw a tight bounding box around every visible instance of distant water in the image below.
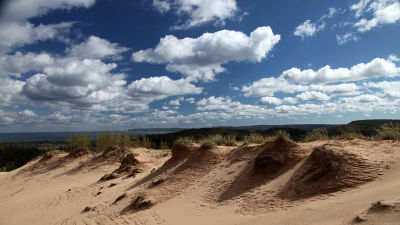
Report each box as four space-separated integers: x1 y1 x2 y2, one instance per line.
0 131 169 143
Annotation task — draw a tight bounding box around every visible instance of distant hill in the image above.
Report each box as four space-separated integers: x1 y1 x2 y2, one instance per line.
128 128 184 133
215 124 338 131
327 119 400 136
138 119 400 148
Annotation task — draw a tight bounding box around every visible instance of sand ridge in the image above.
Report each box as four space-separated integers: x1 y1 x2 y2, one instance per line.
0 139 400 224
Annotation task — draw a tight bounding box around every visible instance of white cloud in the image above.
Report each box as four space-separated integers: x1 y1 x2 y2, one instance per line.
364 81 400 98
336 32 359 45
296 91 331 101
0 51 54 77
152 0 171 13
66 36 130 60
132 26 280 81
0 77 26 107
281 57 400 84
351 0 400 32
259 96 282 105
196 96 271 119
1 0 96 22
169 97 185 106
0 22 73 53
242 77 307 97
309 83 361 96
345 94 382 103
185 97 195 104
127 76 202 102
23 58 126 108
153 0 239 30
389 54 400 62
294 20 325 39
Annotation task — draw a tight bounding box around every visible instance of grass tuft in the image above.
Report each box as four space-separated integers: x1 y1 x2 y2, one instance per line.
303 128 329 142
243 132 270 144
375 123 400 140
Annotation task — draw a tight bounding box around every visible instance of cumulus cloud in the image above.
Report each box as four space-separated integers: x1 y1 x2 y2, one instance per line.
23 58 126 108
351 0 400 32
1 0 96 22
66 36 130 60
281 57 400 84
152 0 238 30
0 51 54 77
132 26 280 81
242 77 307 97
259 96 282 105
0 22 74 53
336 32 359 45
0 77 26 107
196 96 270 119
152 0 171 13
296 91 331 101
127 76 203 102
364 81 400 98
294 20 325 39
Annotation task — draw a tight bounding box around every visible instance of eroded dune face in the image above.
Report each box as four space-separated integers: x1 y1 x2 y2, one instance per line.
280 144 382 199
1 140 400 225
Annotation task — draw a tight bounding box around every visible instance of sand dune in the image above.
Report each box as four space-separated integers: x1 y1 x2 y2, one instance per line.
1 139 400 225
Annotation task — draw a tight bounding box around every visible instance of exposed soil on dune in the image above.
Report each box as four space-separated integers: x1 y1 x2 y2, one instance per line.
353 200 400 224
280 143 382 200
1 139 400 225
99 153 141 181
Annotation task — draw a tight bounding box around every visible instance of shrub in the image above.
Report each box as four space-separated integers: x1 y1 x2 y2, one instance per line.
96 132 121 152
244 132 269 144
139 136 153 149
274 130 293 143
159 141 169 150
66 133 91 151
375 123 400 140
173 137 195 146
198 135 236 147
334 126 365 140
120 132 132 150
303 128 329 142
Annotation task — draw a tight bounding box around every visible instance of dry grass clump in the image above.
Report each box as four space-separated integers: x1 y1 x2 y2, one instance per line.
375 123 400 140
66 133 91 151
198 135 236 148
303 128 329 142
274 130 293 144
173 137 196 146
243 132 271 144
96 132 132 152
334 126 366 140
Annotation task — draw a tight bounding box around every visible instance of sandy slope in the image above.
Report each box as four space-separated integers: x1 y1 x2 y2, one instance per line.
0 140 400 225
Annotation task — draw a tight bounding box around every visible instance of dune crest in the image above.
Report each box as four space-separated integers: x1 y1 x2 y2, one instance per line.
1 140 400 225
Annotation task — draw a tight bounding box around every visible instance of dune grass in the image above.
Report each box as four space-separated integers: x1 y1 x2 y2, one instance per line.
243 132 271 144
303 128 329 142
375 123 400 140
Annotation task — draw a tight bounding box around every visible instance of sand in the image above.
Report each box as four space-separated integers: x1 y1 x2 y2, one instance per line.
0 139 400 225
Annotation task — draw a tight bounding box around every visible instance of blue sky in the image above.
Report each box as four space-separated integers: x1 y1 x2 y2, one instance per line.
0 0 400 132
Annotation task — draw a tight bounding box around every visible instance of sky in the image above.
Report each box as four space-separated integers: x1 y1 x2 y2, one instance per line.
0 0 400 132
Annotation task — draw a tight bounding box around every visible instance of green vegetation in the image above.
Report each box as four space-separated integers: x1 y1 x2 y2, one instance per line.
0 142 45 171
274 130 293 143
243 132 269 144
2 119 399 172
96 132 122 152
173 137 195 146
198 134 236 148
66 133 91 151
375 123 400 140
303 128 329 142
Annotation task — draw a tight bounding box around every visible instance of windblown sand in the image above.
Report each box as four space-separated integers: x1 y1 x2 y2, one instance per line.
1 139 400 225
